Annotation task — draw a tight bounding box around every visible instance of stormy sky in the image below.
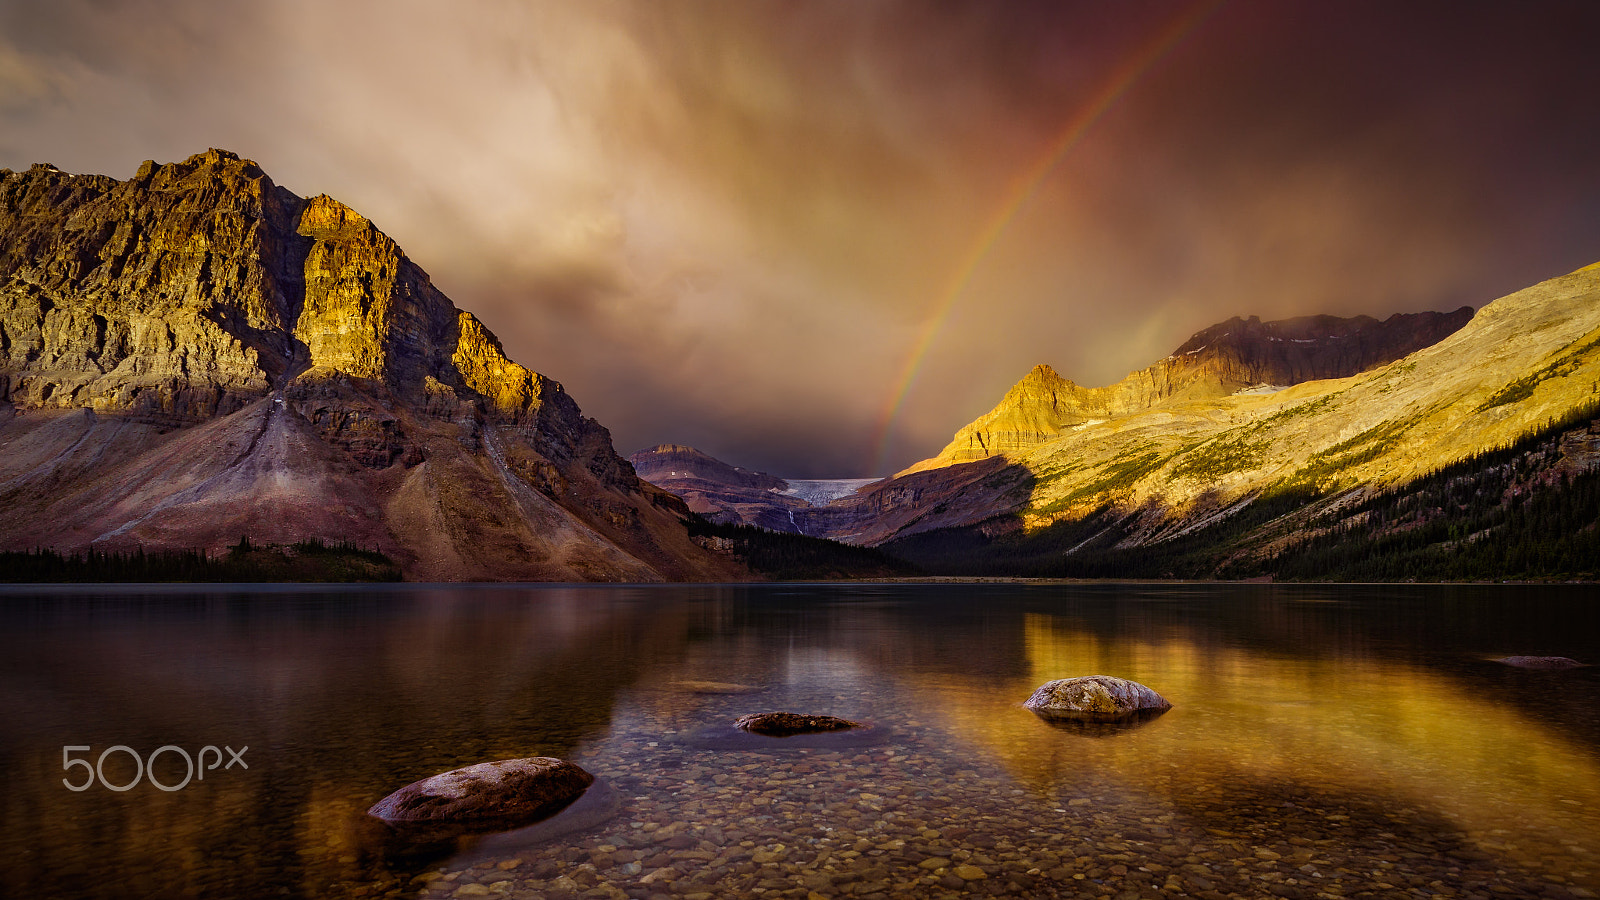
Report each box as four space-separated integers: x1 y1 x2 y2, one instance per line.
3 1 1599 477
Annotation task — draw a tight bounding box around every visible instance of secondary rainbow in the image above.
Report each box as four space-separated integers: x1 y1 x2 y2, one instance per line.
870 0 1226 476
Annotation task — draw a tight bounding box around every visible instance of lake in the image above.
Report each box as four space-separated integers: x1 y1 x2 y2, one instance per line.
2 583 1598 899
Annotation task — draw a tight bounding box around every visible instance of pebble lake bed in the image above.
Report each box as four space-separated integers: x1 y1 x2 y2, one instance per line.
3 583 1600 899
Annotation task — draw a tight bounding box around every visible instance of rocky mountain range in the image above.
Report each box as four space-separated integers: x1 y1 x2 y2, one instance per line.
5 150 1594 582
819 264 1600 570
912 309 1474 472
631 269 1597 578
0 151 743 581
638 309 1482 541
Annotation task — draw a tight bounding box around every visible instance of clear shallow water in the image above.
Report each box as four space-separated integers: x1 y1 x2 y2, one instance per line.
2 583 1599 900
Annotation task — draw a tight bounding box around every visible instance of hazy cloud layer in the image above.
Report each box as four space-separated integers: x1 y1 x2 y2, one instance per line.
4 0 1599 475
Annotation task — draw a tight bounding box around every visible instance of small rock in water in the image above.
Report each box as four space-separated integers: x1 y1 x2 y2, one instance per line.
1023 675 1172 721
368 757 593 824
1495 656 1586 669
733 712 864 736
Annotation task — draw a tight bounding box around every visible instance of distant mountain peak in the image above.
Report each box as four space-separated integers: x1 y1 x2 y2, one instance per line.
630 444 787 491
1019 362 1072 388
299 193 371 233
641 443 717 459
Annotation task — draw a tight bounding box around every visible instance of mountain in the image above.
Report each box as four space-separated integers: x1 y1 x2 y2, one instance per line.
815 265 1600 576
629 444 789 494
628 444 808 533
0 150 744 582
632 314 1473 544
911 309 1474 472
625 445 916 578
627 443 882 536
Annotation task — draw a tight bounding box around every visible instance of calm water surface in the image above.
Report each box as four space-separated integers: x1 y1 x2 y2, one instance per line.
2 583 1598 899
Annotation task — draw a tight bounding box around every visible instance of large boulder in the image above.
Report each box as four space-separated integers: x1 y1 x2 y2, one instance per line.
1023 676 1172 721
368 757 593 825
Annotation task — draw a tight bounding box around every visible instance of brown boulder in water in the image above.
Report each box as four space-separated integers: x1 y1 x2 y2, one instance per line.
368 757 593 825
1023 675 1172 722
733 712 863 736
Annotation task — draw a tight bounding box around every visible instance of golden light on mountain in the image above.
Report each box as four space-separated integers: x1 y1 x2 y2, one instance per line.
984 267 1600 540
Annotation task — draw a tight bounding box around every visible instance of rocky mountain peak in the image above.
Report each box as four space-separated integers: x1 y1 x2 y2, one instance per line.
629 444 788 492
133 149 278 200
299 193 369 235
0 147 568 425
1162 307 1475 389
636 443 719 463
1009 362 1075 396
627 444 809 532
0 151 739 581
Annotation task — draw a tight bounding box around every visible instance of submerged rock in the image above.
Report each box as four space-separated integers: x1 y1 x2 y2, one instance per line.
733 712 864 736
368 757 593 825
1023 676 1172 722
689 714 888 750
1495 656 1586 669
443 778 621 864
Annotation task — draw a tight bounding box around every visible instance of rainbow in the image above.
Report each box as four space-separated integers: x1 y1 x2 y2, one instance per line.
869 0 1227 476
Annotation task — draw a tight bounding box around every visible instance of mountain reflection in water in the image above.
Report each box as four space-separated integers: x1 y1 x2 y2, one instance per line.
1 583 1596 899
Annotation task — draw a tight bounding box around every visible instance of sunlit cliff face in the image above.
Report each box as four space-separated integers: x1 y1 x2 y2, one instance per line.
5 1 1600 475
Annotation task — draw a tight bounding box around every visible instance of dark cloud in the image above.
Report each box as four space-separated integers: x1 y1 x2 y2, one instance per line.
4 0 1600 477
